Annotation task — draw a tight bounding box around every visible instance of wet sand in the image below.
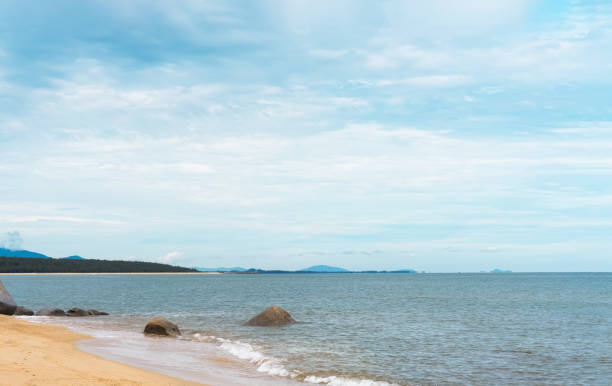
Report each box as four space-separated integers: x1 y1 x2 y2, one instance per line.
0 315 203 385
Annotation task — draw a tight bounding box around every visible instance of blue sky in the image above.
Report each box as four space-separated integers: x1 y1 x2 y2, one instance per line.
1 1 611 271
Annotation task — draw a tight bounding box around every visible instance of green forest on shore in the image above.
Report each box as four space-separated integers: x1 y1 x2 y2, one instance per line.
0 257 196 273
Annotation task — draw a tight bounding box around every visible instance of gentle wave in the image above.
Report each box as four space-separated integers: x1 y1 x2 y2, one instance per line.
304 376 399 386
191 332 398 386
192 333 299 378
24 318 398 386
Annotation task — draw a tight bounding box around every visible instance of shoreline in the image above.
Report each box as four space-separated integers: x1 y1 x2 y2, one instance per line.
0 314 202 385
7 315 303 386
0 272 222 275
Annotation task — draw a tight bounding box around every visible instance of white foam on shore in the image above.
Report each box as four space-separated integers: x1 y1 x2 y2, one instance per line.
191 333 398 386
192 333 300 378
24 318 397 386
304 375 399 386
23 317 299 385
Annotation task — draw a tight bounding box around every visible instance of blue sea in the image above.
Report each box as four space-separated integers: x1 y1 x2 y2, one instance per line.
2 273 611 385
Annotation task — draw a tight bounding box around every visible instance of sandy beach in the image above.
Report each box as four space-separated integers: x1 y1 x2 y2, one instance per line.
0 315 201 385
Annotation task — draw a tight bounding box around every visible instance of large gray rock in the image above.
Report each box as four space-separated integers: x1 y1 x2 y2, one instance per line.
66 307 89 317
245 305 296 327
14 306 34 316
144 316 181 337
0 280 17 315
87 309 109 316
36 308 66 316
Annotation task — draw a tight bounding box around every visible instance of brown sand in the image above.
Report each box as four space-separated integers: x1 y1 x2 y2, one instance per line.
0 315 203 385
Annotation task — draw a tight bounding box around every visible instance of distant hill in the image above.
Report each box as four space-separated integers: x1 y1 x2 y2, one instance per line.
299 265 350 273
194 267 247 272
234 267 418 274
0 248 49 259
0 257 196 273
353 269 417 273
0 248 87 260
61 255 86 260
490 268 512 273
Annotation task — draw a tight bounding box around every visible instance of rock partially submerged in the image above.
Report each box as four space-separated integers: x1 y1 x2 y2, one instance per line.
66 307 89 317
0 280 17 315
14 306 34 316
245 305 296 327
144 316 181 337
87 309 109 316
36 308 66 317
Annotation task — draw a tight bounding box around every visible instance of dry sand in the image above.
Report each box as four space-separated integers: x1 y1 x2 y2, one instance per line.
0 315 202 385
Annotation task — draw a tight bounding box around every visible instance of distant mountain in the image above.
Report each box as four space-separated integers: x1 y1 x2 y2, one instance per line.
62 255 86 260
355 269 417 273
299 265 349 273
0 248 87 260
0 248 49 259
490 268 512 273
198 266 420 274
193 266 248 272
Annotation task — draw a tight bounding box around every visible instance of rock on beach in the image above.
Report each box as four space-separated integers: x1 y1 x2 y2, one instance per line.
36 308 66 317
66 308 89 317
0 280 17 315
14 306 34 316
143 316 181 337
87 309 109 316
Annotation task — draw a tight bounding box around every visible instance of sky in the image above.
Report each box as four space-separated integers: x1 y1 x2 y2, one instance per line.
1 0 611 272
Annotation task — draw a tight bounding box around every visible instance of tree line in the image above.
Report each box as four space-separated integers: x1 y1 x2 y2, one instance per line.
0 257 196 273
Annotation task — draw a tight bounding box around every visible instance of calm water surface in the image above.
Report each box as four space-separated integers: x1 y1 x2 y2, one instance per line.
2 273 611 385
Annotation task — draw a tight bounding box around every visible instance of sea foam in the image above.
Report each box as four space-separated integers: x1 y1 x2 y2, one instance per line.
304 375 399 386
193 333 299 378
191 333 398 386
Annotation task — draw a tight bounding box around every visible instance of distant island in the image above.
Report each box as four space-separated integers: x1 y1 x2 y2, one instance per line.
0 248 50 259
300 265 349 273
0 248 419 274
0 257 196 273
193 266 249 272
193 265 419 274
62 255 86 260
0 248 85 260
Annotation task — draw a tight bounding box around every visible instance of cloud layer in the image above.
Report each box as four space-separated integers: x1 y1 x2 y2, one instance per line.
1 1 611 271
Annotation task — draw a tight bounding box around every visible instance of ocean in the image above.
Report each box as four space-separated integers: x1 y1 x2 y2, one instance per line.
2 272 611 385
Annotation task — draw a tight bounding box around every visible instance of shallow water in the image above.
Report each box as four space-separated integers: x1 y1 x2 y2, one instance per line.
3 273 612 385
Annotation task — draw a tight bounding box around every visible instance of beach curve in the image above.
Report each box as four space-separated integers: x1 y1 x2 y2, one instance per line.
0 314 203 385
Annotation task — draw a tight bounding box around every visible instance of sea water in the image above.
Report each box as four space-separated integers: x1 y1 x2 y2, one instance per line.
2 273 611 385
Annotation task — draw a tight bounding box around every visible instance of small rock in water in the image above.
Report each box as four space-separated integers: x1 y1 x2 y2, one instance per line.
14 306 34 316
66 307 89 317
36 308 66 316
0 280 17 315
245 305 296 326
87 309 109 316
144 316 181 337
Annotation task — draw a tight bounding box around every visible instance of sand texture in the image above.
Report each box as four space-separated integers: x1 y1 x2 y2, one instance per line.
0 315 201 385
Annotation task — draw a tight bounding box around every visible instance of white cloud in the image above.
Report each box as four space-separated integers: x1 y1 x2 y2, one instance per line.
360 45 450 70
0 231 23 250
1 216 122 225
2 1 612 270
309 49 349 59
160 251 183 263
374 75 471 87
549 126 612 135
